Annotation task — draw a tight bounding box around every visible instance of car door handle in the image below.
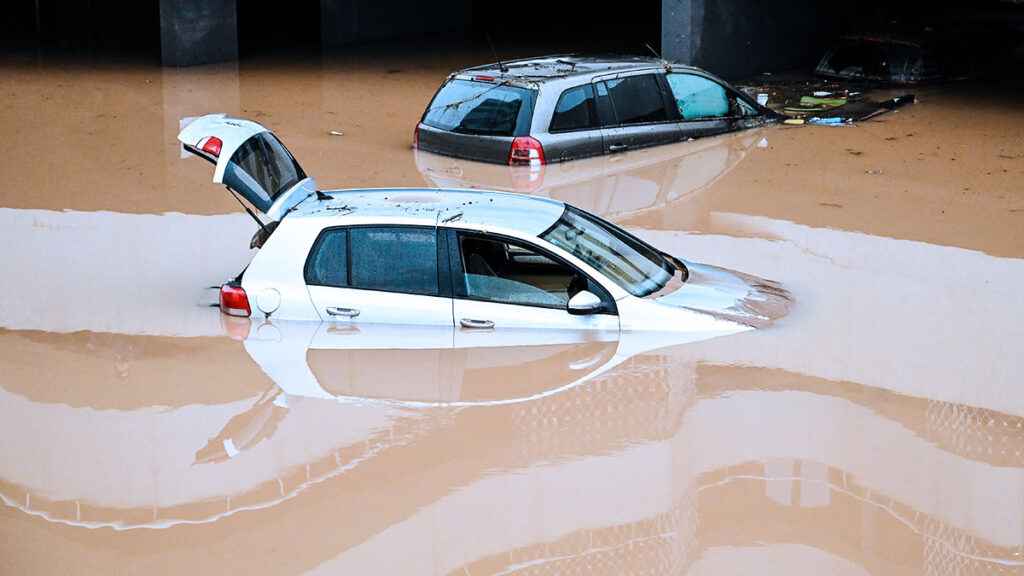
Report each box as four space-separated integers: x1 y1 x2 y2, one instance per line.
608 144 628 152
326 306 360 318
459 318 494 329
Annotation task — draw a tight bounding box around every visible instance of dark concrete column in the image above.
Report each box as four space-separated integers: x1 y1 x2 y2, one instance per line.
160 0 238 67
321 0 470 45
662 0 851 80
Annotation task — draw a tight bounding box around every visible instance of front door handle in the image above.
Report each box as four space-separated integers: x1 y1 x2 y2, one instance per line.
326 306 360 318
608 144 628 152
460 318 494 329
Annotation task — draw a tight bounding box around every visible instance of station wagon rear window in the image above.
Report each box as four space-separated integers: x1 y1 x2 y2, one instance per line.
421 79 536 136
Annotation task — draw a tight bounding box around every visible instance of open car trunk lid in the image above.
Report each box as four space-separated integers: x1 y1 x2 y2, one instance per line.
178 114 316 222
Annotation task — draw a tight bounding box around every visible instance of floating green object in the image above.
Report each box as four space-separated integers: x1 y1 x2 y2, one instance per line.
799 96 848 107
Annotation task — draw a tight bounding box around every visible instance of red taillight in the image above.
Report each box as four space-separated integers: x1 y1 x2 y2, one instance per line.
413 123 420 149
509 136 545 166
474 75 496 82
219 283 250 317
201 136 223 157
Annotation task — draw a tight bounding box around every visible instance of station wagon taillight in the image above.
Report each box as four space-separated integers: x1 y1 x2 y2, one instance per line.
201 136 223 157
413 123 420 149
219 282 250 317
509 136 546 166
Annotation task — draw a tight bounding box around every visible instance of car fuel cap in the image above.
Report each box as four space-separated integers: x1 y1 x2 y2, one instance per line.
256 288 281 315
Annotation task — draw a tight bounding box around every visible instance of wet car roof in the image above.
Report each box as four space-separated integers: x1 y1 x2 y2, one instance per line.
456 54 681 83
293 188 568 236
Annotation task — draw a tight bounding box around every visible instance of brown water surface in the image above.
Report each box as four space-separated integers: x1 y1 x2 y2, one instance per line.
1 45 1023 575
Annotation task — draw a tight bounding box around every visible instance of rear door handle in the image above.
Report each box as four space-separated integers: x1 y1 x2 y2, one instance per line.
460 318 494 329
608 144 628 152
326 307 360 318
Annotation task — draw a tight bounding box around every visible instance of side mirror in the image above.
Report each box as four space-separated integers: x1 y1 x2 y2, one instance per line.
567 291 604 316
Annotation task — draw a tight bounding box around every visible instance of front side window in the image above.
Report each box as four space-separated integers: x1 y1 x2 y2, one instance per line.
666 74 730 120
305 227 438 296
421 79 536 136
601 74 670 125
457 234 606 310
540 206 675 297
549 84 599 132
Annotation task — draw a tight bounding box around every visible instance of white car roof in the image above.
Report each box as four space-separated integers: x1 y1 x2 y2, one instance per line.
291 188 568 236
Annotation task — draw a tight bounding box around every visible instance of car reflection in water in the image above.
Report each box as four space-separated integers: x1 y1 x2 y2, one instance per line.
416 128 766 228
1 319 1022 574
227 316 730 408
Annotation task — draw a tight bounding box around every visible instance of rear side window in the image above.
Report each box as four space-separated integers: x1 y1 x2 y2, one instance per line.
422 79 536 136
305 228 348 287
601 74 669 125
549 84 599 132
666 74 730 119
306 227 439 296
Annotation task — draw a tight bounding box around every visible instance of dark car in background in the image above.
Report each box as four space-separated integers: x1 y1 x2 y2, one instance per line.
414 55 782 166
815 24 1021 84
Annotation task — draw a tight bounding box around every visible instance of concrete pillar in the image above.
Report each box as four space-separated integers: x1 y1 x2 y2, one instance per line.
321 0 470 45
662 0 851 80
160 0 238 67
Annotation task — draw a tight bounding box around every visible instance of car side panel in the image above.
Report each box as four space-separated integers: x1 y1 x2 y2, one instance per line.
241 218 322 321
307 286 454 326
541 129 604 163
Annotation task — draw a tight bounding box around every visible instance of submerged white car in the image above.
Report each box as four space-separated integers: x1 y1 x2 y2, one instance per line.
180 114 789 335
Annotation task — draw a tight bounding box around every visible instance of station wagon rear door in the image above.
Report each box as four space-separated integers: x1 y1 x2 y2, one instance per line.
593 72 683 154
178 113 317 222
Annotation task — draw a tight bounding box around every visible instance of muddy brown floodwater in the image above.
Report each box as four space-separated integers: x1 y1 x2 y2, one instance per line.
1 42 1023 576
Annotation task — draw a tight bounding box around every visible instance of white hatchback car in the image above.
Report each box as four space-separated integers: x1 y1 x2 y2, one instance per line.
180 114 789 336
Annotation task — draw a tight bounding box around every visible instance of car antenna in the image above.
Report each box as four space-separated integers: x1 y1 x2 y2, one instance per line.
645 43 663 59
486 34 509 74
225 185 272 238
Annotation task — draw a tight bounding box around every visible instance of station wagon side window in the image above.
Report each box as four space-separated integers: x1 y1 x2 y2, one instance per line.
549 84 600 132
599 74 670 126
666 73 757 119
454 233 614 312
305 226 439 296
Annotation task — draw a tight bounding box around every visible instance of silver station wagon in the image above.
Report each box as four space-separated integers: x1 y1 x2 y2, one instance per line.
414 55 782 165
180 114 789 336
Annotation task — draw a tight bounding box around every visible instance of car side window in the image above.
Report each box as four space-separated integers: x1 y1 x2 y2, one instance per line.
306 226 439 296
600 74 670 125
456 233 612 311
666 73 736 119
549 84 600 132
305 228 349 287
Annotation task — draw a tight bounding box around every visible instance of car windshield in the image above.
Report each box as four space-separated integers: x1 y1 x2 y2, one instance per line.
421 78 535 136
540 206 675 297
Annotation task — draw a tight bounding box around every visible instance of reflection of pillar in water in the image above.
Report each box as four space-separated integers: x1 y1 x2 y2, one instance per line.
764 458 831 508
925 400 1024 468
